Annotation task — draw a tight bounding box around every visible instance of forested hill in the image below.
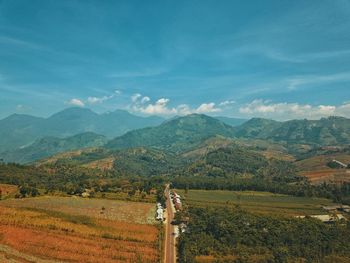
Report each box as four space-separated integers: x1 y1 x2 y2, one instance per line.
232 116 350 146
232 118 282 138
2 110 350 165
107 115 350 154
106 114 236 152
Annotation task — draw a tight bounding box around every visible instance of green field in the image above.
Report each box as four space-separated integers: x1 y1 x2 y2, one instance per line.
176 189 337 215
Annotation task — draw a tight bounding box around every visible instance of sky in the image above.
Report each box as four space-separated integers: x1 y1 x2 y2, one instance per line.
0 0 350 120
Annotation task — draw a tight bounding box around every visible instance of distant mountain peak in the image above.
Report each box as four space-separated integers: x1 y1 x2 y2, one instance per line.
49 107 98 118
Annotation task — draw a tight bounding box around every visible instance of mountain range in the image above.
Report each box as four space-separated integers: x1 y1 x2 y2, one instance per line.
233 116 350 145
1 132 107 164
0 107 164 152
1 107 350 164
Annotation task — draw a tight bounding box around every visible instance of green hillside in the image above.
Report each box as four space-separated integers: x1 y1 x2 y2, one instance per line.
233 116 350 146
215 116 247 127
106 114 236 152
232 117 282 138
112 147 183 177
269 116 350 145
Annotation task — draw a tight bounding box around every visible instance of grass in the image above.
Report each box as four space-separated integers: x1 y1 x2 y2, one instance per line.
0 198 160 262
176 189 337 216
94 190 157 203
0 196 156 224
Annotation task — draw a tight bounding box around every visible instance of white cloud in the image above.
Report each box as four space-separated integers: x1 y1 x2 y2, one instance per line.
16 104 24 111
219 100 235 107
137 98 177 115
239 99 350 120
141 96 150 103
87 96 108 104
131 93 142 102
87 94 115 104
130 95 221 116
87 90 121 104
196 103 221 113
67 98 85 107
286 72 350 91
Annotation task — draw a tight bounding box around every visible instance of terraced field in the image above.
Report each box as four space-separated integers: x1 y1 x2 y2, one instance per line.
0 197 159 262
176 189 337 215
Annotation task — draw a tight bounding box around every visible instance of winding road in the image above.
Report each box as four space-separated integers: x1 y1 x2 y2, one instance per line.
164 185 176 263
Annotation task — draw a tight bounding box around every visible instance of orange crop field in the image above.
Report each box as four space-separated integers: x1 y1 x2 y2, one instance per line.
1 196 156 224
0 184 18 199
0 198 160 262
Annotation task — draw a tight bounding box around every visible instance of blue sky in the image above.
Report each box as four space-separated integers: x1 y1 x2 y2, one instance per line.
0 0 350 120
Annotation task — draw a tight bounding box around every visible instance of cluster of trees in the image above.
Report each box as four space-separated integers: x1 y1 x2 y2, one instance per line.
178 207 350 263
172 147 350 202
18 185 39 197
0 163 166 198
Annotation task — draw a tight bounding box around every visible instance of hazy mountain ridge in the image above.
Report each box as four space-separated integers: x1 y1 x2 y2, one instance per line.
1 132 107 164
0 107 164 151
2 109 350 164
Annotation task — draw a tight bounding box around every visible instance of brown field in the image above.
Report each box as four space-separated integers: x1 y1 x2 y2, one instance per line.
82 157 115 170
296 153 350 171
0 206 159 262
296 153 350 184
300 169 350 184
0 196 156 224
0 184 18 199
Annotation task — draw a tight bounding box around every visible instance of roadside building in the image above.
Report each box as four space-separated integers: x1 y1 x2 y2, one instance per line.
297 214 346 223
156 203 164 221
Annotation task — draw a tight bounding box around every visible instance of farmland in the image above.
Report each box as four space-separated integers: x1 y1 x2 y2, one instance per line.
0 197 160 262
296 153 350 184
176 189 337 215
0 196 156 224
0 184 18 199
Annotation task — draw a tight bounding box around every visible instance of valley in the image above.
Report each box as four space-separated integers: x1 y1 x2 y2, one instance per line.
1 111 350 262
2 0 350 261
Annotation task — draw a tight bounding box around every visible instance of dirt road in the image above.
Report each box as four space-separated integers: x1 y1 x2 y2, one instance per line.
164 186 176 263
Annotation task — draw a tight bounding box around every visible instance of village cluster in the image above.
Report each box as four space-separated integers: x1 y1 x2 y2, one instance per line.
155 190 187 237
170 190 182 211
